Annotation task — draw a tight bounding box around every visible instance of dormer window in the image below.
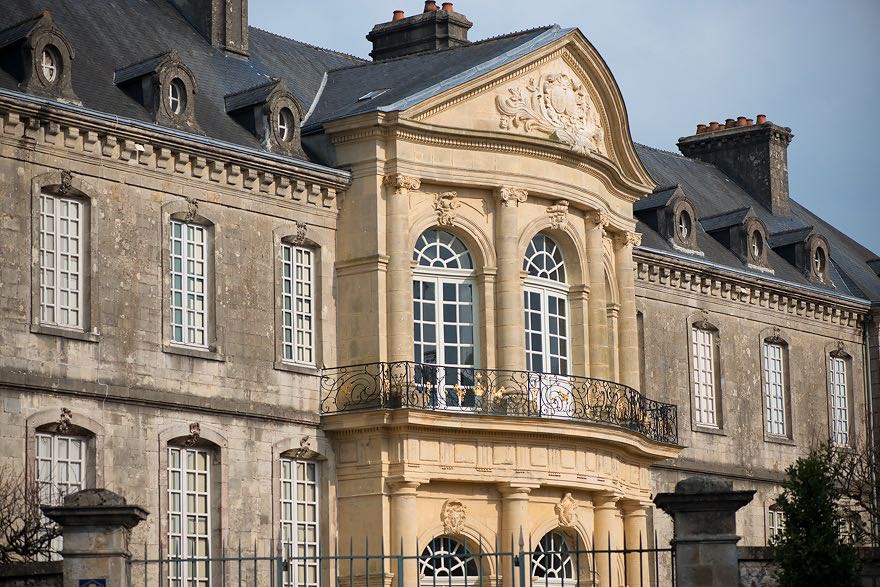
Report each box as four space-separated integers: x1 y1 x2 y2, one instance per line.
750 230 764 261
40 46 59 82
678 209 692 241
168 78 186 115
700 207 771 272
814 248 825 275
633 184 702 255
769 228 831 285
225 79 305 157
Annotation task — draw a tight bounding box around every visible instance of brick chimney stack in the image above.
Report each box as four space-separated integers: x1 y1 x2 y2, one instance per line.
679 115 794 217
169 0 249 57
367 2 472 61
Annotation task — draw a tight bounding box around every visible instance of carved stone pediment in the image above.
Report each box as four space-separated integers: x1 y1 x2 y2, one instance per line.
497 72 606 156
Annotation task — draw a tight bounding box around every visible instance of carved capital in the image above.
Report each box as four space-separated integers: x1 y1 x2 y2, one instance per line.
496 186 528 208
614 230 642 248
433 191 460 226
587 210 610 229
547 200 570 230
384 174 420 193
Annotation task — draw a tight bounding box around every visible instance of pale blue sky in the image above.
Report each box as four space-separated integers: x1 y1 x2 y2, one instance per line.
250 1 880 255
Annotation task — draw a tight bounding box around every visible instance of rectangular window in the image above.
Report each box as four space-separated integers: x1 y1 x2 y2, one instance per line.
168 447 210 587
170 221 207 347
768 508 785 540
829 357 849 445
36 433 86 506
691 327 717 427
763 343 786 436
281 459 319 587
282 245 314 365
39 194 83 329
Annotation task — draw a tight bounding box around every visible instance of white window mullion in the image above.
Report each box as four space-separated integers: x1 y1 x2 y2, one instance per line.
40 193 83 329
168 447 210 587
691 328 717 427
282 245 315 366
170 221 207 348
829 357 849 445
763 343 786 436
281 460 319 587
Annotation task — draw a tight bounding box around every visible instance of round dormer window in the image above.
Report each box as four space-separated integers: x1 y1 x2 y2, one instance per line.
814 246 827 276
750 230 764 259
677 210 693 241
278 107 295 142
40 46 60 83
168 78 186 115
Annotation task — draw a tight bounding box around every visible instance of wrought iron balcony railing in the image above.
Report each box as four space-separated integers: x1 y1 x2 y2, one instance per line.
320 362 678 445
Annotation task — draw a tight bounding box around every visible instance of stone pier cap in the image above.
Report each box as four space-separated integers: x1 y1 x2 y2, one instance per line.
42 488 149 528
653 476 754 537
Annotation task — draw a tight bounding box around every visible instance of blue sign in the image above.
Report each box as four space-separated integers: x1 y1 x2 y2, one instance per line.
79 581 106 587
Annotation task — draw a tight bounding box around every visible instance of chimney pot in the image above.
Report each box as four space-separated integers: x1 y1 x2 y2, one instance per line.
725 118 736 129
756 114 767 124
708 121 720 131
392 9 405 20
424 0 438 11
746 118 754 126
442 2 454 11
736 116 748 127
696 124 708 134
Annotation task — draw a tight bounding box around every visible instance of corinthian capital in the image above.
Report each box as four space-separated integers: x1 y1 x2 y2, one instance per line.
495 186 528 207
615 230 642 248
587 210 611 229
383 174 421 192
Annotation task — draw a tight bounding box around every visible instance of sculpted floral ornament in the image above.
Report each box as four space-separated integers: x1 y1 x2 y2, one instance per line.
433 192 460 226
555 493 579 527
57 407 72 434
441 498 467 534
547 200 569 230
292 220 308 245
497 72 606 156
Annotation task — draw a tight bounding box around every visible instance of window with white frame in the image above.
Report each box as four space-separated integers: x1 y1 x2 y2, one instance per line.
523 234 569 375
39 193 85 329
531 531 574 585
412 230 478 408
36 432 87 558
419 536 479 587
829 356 849 445
168 446 211 587
768 507 785 541
281 244 315 366
691 327 718 427
281 459 319 587
763 342 787 436
170 221 208 347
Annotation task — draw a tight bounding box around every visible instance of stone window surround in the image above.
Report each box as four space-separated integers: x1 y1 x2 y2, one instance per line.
157 424 228 575
759 331 794 444
161 199 224 362
25 408 105 490
273 224 329 375
29 171 100 343
11 13 80 103
686 313 725 434
826 342 854 448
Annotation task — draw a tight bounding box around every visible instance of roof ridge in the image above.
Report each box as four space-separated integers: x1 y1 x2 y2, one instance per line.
635 142 682 158
324 24 559 73
249 26 367 63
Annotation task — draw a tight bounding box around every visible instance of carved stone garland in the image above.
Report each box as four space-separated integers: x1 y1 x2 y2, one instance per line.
497 72 606 156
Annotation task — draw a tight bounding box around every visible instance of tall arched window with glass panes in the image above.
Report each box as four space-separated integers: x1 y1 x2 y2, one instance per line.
523 234 570 375
412 229 478 408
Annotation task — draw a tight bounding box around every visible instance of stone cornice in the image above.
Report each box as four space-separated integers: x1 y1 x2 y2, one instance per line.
635 249 867 330
0 93 349 213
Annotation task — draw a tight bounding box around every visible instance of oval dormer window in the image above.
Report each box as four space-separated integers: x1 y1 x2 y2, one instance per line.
751 230 764 259
278 107 295 142
40 46 60 83
168 78 186 115
678 210 692 241
814 247 827 276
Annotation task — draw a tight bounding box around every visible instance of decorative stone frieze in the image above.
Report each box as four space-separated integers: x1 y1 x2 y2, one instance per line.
496 72 606 156
546 199 569 229
495 186 528 207
432 191 460 226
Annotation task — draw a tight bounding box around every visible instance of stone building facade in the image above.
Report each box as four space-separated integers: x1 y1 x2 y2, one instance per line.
0 1 878 586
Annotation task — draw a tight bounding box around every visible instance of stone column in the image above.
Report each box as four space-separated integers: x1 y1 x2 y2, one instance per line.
42 489 148 587
613 231 641 389
621 500 651 587
385 174 420 363
499 483 532 587
389 478 421 587
495 187 528 371
592 492 622 587
654 476 755 587
586 211 610 379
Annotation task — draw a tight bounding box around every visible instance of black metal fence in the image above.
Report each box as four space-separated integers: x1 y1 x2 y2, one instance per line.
127 534 675 587
320 361 678 444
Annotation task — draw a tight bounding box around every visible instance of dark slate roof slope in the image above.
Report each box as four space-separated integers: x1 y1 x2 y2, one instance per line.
635 143 880 301
306 25 567 125
0 0 362 160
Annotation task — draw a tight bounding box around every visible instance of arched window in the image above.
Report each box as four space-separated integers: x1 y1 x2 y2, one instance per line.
419 536 479 587
531 532 575 585
523 235 569 375
413 230 478 409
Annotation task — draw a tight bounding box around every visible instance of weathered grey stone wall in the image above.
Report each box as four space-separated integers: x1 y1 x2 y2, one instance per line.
636 252 869 547
0 562 62 587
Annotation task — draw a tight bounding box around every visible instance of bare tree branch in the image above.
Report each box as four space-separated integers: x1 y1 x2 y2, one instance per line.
0 464 60 563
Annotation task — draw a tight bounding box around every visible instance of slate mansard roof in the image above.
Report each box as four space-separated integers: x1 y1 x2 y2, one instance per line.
0 0 878 303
